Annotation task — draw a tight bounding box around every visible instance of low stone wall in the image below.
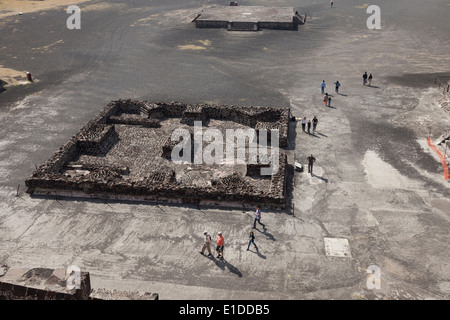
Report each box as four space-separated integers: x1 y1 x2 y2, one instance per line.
228 21 258 31
25 100 291 208
108 114 161 127
195 20 228 28
77 124 117 154
0 267 158 300
0 268 91 300
258 21 294 30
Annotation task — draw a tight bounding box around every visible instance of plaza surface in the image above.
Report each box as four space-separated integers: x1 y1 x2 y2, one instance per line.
0 0 449 300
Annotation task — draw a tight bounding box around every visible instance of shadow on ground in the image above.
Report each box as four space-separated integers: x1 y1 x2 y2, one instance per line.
204 254 243 277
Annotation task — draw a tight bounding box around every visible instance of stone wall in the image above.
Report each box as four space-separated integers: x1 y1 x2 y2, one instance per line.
25 100 291 208
228 21 258 31
77 124 118 154
258 21 295 30
0 268 91 300
195 20 228 28
0 267 158 300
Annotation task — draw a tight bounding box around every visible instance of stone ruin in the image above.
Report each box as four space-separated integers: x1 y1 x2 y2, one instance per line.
0 266 158 300
193 5 306 31
25 100 291 208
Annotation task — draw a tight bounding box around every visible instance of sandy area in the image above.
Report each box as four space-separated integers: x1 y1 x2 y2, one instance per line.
0 1 91 86
178 40 212 51
0 0 91 19
0 65 30 87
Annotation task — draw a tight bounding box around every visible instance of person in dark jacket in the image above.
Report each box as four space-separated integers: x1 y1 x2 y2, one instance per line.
334 81 340 93
247 231 258 251
363 72 368 85
307 154 316 175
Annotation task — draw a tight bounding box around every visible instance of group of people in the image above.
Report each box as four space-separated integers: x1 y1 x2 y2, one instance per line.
300 116 319 135
199 206 267 260
320 80 341 95
362 72 373 86
320 80 341 108
200 230 225 259
320 72 374 101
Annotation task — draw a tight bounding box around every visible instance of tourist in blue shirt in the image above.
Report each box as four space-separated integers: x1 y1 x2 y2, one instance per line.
320 80 326 94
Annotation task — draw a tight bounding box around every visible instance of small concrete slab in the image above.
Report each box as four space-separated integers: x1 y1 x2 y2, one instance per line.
324 238 352 258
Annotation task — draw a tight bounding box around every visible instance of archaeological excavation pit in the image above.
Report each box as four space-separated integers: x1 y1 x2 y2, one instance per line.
25 100 291 208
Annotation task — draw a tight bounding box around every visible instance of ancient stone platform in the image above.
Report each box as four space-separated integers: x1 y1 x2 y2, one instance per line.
0 267 91 300
25 100 291 208
194 5 304 31
0 266 158 300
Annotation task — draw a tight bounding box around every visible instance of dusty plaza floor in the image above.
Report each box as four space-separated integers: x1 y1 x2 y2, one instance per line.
0 0 449 300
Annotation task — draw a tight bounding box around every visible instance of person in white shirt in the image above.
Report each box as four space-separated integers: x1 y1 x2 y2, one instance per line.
200 231 212 256
253 206 266 230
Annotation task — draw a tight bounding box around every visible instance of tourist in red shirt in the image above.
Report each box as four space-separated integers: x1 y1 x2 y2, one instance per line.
216 232 225 260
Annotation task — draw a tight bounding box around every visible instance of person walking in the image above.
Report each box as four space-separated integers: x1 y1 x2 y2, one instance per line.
323 93 328 106
253 205 266 230
301 117 307 132
330 0 334 7
368 73 373 86
320 80 326 94
312 116 318 134
307 119 312 135
216 232 225 260
334 81 340 93
247 231 258 251
200 231 213 256
307 154 316 175
328 95 331 107
363 71 368 85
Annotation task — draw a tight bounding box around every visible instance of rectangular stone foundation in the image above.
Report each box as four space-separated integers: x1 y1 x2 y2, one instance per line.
25 100 291 209
194 5 303 31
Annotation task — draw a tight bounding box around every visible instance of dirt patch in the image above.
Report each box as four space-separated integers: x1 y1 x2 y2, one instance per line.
178 44 207 51
80 2 127 12
386 73 450 89
0 0 90 19
178 40 212 51
0 66 30 87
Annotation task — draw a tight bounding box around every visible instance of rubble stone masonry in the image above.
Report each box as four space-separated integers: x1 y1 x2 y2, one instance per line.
25 100 291 208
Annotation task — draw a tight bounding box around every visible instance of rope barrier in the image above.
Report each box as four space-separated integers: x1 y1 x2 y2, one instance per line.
427 137 449 180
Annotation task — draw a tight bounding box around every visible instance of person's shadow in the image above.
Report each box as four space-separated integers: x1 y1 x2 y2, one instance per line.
206 254 243 277
223 259 243 277
254 227 276 241
312 173 328 183
247 247 267 259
